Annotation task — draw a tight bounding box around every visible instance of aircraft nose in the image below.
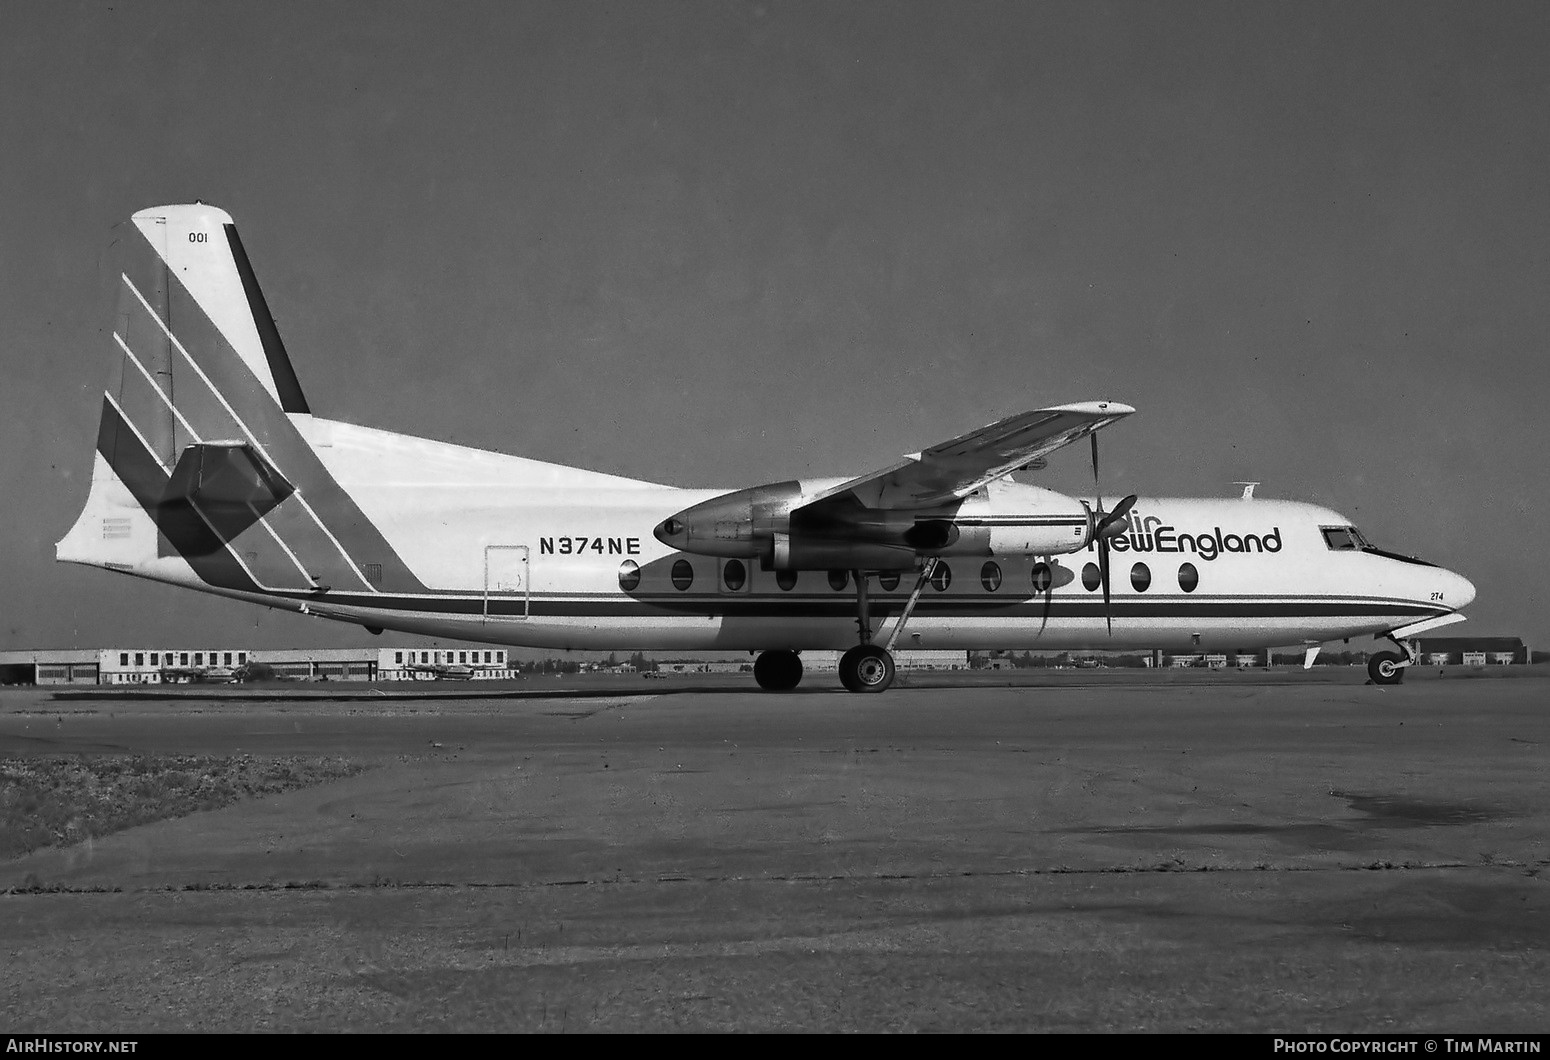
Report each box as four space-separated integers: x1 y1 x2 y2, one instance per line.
1441 569 1476 610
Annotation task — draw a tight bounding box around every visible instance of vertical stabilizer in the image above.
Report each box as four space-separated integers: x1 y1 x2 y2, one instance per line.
128 204 309 414
60 204 421 600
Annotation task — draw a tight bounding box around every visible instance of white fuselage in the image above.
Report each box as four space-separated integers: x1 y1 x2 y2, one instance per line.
61 415 1468 654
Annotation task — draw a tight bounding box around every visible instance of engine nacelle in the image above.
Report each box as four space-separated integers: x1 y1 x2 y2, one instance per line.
654 480 806 558
654 478 1095 570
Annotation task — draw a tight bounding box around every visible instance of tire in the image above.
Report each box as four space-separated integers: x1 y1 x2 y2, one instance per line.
754 650 803 691
839 644 896 693
1368 650 1405 685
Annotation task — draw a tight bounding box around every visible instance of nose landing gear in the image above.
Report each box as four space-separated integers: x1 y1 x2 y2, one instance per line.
1368 650 1405 685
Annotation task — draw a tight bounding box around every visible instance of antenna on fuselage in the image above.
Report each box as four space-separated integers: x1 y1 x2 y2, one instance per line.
1234 481 1260 500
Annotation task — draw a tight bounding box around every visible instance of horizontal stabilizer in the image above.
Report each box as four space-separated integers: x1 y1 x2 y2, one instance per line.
161 442 295 551
166 441 294 508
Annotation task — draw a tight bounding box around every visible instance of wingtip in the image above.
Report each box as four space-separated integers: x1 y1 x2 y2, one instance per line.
1042 400 1136 416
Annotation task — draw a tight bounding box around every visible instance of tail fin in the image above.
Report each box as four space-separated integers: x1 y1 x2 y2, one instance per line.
59 204 418 600
113 205 310 460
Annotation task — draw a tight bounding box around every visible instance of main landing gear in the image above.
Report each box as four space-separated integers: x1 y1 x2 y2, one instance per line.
753 649 803 691
754 561 937 694
837 566 898 693
837 560 937 693
839 643 895 693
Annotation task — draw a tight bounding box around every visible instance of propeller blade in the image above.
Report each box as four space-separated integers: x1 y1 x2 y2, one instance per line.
1090 433 1103 514
1099 532 1112 635
1089 438 1129 636
1096 493 1139 539
1036 560 1053 636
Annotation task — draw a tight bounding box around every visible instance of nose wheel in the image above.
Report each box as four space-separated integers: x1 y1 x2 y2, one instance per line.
839 643 896 693
1368 650 1405 685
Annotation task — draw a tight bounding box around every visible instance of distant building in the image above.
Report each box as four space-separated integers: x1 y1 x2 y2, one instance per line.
379 647 511 680
0 646 512 685
1411 637 1528 666
0 649 102 686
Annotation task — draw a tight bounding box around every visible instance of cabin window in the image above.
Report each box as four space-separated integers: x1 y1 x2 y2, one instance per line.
980 561 1002 592
878 571 901 591
776 570 798 591
150 653 159 665
828 569 849 591
1081 562 1101 592
134 653 144 667
671 559 694 591
618 560 641 592
1178 562 1199 593
930 563 952 592
194 653 203 666
723 559 747 591
120 653 129 666
1031 563 1052 593
1130 562 1151 592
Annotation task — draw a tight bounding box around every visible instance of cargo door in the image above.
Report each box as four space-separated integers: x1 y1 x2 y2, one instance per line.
484 545 529 620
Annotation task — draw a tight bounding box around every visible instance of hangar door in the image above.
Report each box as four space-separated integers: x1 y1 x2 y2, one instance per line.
483 545 529 619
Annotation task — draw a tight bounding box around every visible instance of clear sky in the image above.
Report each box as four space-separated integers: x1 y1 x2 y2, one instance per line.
2 0 1546 651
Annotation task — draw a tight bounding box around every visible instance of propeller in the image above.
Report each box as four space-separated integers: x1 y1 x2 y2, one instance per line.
1088 433 1137 635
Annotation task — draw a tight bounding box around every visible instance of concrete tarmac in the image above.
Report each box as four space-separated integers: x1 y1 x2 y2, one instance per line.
2 672 1547 1032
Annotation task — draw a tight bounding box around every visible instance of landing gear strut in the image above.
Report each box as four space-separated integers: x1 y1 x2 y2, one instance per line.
754 649 803 691
836 567 908 693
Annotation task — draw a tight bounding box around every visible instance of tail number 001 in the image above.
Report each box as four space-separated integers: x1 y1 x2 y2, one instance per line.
188 232 208 243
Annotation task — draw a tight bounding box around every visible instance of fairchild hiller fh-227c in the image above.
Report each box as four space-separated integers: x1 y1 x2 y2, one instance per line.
58 204 1475 692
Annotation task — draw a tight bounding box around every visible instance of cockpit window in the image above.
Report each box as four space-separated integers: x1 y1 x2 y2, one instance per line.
1320 524 1439 567
1321 526 1369 551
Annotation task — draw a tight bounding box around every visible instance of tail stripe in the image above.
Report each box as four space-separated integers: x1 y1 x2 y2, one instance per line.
224 224 310 414
112 331 317 588
122 271 378 593
94 208 432 598
118 250 389 590
98 394 263 592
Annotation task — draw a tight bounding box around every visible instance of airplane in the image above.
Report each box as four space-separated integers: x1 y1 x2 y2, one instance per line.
57 204 1476 693
405 662 477 680
161 665 236 684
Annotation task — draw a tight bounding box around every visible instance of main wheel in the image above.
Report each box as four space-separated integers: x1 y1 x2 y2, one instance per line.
1368 650 1405 685
754 649 803 691
839 644 896 693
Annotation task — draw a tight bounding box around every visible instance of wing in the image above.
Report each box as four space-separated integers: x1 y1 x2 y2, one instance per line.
803 400 1135 511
